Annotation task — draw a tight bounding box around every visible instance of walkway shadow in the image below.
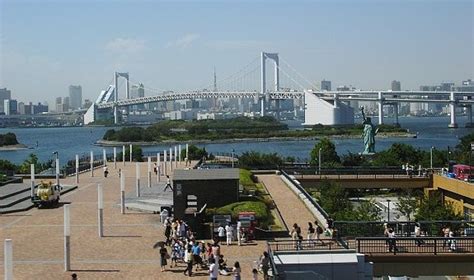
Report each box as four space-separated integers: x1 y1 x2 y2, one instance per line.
71 269 120 273
104 235 142 238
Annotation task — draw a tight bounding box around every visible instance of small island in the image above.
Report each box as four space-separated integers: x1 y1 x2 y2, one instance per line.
0 132 27 150
97 117 414 146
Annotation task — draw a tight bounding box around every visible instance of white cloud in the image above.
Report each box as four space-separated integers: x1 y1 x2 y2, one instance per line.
165 33 200 49
104 38 146 53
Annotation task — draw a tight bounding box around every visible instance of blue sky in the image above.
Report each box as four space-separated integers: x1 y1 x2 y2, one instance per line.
1 0 473 105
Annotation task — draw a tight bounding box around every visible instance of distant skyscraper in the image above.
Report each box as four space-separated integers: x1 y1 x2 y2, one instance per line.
4 99 17 115
0 88 12 113
69 85 82 110
321 80 331 91
391 80 401 91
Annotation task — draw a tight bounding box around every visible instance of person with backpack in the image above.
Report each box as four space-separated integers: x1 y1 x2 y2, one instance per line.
316 223 324 245
307 222 315 246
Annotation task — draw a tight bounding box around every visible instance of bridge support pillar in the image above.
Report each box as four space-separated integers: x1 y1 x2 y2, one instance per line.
466 105 473 128
378 92 384 125
260 97 265 116
113 106 118 124
275 99 280 120
448 92 458 128
393 103 399 126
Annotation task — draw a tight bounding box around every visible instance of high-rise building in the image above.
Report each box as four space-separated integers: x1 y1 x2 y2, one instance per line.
33 103 48 114
55 97 63 113
0 88 12 113
4 99 17 115
391 80 401 91
69 85 82 110
321 80 331 91
18 102 25 115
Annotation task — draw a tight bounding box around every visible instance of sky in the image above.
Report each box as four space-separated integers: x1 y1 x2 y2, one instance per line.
0 0 473 105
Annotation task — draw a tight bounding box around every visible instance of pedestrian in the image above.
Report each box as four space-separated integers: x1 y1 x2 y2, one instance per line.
103 165 109 177
153 163 158 175
163 175 173 191
212 240 221 262
118 168 121 177
388 228 397 253
307 222 315 246
290 223 299 249
218 224 226 243
414 222 423 247
164 222 171 246
225 223 233 246
449 230 456 252
71 273 78 280
209 257 219 280
237 221 242 246
232 261 241 280
192 242 202 271
252 268 258 280
159 245 168 272
183 246 193 276
260 251 270 280
316 223 324 245
442 225 450 248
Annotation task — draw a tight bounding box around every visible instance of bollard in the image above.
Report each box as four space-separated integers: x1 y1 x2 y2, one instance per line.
169 148 173 170
129 144 133 162
164 150 168 176
147 157 152 188
157 152 161 182
90 151 94 177
186 144 189 166
113 147 117 169
178 144 182 163
120 170 125 214
64 204 71 271
175 146 178 168
56 157 60 187
136 162 141 197
98 184 104 237
122 145 126 166
75 154 79 184
4 239 13 280
30 164 35 199
103 149 107 166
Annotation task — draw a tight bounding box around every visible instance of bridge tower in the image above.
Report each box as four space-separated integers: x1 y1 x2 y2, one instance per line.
113 72 130 124
260 52 280 117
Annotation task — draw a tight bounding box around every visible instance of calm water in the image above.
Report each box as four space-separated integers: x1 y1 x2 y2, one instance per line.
0 116 471 164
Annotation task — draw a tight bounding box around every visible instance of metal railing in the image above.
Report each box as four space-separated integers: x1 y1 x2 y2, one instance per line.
334 220 474 239
267 239 341 252
355 237 474 255
280 170 329 220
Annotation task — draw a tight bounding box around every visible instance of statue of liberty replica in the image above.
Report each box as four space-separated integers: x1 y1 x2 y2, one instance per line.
360 107 379 155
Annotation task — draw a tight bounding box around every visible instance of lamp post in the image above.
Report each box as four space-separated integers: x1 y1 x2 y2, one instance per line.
430 146 434 170
318 148 322 175
231 149 235 168
53 151 59 187
387 199 391 222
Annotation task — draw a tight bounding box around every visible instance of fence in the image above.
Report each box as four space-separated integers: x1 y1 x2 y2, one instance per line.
355 237 474 255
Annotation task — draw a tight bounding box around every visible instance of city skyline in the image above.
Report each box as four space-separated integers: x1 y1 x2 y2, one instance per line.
1 0 473 105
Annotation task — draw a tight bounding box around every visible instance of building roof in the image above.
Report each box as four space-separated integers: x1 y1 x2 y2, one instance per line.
173 168 240 181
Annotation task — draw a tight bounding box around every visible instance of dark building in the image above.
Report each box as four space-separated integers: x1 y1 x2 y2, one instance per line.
172 169 239 219
321 80 331 91
391 80 401 91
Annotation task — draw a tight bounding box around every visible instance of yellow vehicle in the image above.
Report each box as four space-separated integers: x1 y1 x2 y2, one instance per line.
31 181 61 207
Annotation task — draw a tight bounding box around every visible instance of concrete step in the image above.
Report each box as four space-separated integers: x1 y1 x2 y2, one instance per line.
0 191 32 208
134 198 173 207
125 202 162 214
0 183 30 200
0 185 78 214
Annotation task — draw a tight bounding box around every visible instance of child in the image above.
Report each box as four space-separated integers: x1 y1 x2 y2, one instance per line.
252 268 258 280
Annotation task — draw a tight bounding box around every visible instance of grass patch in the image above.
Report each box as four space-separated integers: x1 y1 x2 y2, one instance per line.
240 169 255 187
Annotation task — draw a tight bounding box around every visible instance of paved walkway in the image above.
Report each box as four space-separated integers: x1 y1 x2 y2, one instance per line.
258 175 317 233
0 161 266 279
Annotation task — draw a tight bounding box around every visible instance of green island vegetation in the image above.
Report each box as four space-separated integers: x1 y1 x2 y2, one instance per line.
101 117 409 143
0 132 19 146
0 154 52 176
206 169 282 230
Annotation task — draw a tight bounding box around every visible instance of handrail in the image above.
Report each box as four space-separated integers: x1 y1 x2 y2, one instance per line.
280 170 329 220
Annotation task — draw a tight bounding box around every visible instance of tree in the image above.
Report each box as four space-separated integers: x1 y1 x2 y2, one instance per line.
317 180 353 220
341 152 370 167
238 151 283 169
310 138 340 166
185 145 208 160
354 199 381 221
454 132 474 164
415 191 464 221
396 190 420 220
118 146 143 162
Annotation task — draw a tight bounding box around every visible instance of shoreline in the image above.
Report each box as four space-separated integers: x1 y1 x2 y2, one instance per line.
0 144 29 151
95 132 417 147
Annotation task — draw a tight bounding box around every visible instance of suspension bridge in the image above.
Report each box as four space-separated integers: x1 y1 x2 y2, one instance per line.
84 52 474 128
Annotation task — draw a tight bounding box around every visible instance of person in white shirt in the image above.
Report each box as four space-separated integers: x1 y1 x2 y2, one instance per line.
225 223 233 246
217 224 225 243
209 258 219 280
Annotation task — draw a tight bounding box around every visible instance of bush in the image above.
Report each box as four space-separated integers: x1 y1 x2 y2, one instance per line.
210 201 269 222
0 133 19 146
239 169 255 187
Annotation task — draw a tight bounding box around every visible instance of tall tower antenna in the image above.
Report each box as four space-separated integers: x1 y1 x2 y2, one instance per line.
213 66 217 92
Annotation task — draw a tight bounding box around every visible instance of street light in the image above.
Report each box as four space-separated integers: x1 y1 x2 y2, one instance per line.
318 148 322 175
387 199 391 222
430 146 434 170
53 151 59 187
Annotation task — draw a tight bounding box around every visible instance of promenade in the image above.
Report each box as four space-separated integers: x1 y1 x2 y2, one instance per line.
0 162 267 279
